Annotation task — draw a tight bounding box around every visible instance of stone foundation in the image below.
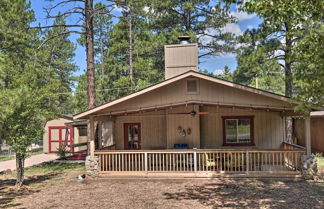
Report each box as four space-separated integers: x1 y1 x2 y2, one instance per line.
301 154 318 180
85 155 99 177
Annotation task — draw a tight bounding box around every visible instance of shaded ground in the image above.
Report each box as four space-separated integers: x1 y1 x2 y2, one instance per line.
0 163 323 209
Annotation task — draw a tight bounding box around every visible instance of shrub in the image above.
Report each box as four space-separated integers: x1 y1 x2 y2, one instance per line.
56 144 68 160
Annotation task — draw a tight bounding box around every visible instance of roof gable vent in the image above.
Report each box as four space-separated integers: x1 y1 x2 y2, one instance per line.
186 79 199 94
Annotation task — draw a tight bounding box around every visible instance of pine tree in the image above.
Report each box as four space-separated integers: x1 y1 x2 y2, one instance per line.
39 15 78 113
233 29 285 94
101 0 162 101
149 0 236 58
0 0 62 186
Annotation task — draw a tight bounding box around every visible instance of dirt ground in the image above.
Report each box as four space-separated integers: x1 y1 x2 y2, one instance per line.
1 164 323 209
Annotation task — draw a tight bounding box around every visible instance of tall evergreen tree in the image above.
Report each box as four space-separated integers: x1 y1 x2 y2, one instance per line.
39 15 78 113
238 0 323 98
233 29 285 94
0 0 63 186
149 0 236 58
101 0 162 101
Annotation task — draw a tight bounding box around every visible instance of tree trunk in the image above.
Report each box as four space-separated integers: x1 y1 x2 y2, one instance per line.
128 3 133 88
85 0 96 109
284 21 293 143
15 155 25 187
100 36 104 76
85 0 96 154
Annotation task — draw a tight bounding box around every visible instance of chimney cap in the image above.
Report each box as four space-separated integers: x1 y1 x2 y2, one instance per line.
178 36 191 44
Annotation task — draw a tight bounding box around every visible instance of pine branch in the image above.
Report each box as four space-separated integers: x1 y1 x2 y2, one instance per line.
32 24 84 29
37 31 85 50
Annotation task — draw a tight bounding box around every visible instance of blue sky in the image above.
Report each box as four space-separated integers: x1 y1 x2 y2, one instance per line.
30 1 261 77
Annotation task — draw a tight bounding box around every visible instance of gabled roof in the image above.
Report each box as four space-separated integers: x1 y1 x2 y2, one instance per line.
74 71 295 120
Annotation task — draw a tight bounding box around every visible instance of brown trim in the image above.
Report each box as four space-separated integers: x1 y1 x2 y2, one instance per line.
222 116 255 146
123 123 141 150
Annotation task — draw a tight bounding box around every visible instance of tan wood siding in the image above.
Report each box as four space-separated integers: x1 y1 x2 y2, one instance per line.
200 106 285 149
165 44 198 79
294 117 324 153
166 105 200 148
95 78 293 116
101 120 114 148
114 114 167 150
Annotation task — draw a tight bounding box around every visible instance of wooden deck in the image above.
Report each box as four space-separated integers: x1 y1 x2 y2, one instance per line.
95 149 305 178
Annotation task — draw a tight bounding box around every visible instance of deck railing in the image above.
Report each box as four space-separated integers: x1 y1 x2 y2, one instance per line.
282 142 306 150
95 149 306 175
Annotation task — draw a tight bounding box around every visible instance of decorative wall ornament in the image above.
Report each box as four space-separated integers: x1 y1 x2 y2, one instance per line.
177 126 182 133
187 128 191 135
180 129 186 137
177 126 187 137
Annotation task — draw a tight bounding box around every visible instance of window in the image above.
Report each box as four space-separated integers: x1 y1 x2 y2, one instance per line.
186 79 199 94
78 126 87 136
222 116 255 146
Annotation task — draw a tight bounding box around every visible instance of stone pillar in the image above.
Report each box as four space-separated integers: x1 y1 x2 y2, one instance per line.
85 155 99 177
301 154 317 180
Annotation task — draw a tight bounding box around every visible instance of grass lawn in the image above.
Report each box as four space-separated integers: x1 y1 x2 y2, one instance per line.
317 154 324 169
1 162 324 209
0 150 44 162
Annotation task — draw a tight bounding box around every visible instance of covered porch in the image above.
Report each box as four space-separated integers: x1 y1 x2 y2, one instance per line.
85 102 311 177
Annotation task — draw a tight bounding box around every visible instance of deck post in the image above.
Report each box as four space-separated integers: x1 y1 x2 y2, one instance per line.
194 151 197 172
246 151 249 173
89 116 95 157
144 152 148 174
305 116 311 155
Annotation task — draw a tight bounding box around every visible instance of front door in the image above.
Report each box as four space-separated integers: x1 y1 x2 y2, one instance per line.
124 123 141 150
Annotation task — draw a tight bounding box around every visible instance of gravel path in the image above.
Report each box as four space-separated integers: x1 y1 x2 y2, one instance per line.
0 153 58 172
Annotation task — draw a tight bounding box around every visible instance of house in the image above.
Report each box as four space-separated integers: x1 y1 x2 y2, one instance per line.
43 115 87 154
74 37 316 178
294 111 324 154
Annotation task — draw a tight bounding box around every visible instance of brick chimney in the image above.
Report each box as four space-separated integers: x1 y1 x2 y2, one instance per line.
164 36 198 80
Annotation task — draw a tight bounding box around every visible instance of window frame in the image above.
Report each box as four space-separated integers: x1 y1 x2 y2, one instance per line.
222 115 255 146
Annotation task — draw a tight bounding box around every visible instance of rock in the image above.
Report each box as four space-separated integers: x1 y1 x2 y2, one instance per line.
301 154 318 180
85 156 99 177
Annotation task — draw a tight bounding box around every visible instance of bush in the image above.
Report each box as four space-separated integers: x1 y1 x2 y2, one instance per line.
56 144 68 160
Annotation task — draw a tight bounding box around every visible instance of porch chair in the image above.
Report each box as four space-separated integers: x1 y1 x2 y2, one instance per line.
204 153 216 170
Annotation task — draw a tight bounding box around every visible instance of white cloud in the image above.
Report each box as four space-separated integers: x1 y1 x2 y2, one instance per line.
213 69 224 76
113 5 124 13
230 11 256 22
199 23 242 45
222 23 243 36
